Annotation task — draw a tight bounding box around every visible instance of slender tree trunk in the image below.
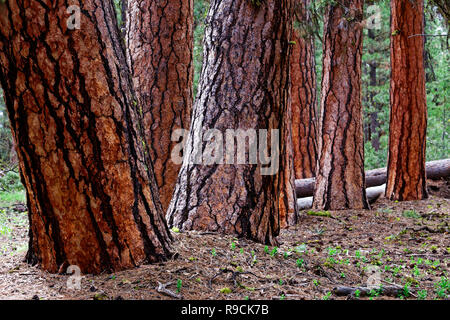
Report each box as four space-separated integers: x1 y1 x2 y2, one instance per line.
291 0 318 180
386 0 428 201
368 61 380 151
0 0 172 274
312 1 369 210
279 94 297 228
166 0 295 244
125 0 193 212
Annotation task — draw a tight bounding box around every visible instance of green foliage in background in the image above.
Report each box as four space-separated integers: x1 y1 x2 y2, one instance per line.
0 171 22 193
193 0 210 98
0 89 14 167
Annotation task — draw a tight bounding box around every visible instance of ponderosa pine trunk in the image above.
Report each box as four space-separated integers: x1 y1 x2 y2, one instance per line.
125 0 193 212
312 0 369 210
366 26 381 151
386 0 428 201
166 0 295 244
279 90 297 228
291 0 318 180
0 0 172 274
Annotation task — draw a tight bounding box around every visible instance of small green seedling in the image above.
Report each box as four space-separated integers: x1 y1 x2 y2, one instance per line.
176 279 182 293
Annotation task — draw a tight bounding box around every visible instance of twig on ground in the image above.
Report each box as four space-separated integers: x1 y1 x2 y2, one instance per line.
156 281 183 299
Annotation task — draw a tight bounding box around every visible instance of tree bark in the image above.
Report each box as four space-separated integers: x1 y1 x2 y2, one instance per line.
166 0 295 244
0 0 172 274
291 0 318 180
279 91 298 228
125 0 193 212
386 0 428 201
312 1 369 210
367 29 380 151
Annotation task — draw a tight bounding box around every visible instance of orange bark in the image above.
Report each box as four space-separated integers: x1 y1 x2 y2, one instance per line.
386 0 428 201
312 0 369 210
126 0 194 212
166 0 296 244
291 0 318 181
0 0 172 274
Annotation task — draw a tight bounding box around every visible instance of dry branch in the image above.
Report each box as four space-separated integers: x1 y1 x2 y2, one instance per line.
297 184 386 210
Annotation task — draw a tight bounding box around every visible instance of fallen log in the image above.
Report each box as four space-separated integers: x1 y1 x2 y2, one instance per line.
332 285 404 297
297 184 386 210
295 158 450 198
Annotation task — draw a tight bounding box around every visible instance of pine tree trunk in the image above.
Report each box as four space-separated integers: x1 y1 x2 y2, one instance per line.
312 1 369 210
367 28 381 151
166 0 295 244
291 0 318 180
279 94 298 228
386 0 428 201
0 0 172 274
125 0 193 212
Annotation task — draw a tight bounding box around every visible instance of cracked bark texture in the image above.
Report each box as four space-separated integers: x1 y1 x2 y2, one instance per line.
291 0 317 180
312 1 369 210
125 0 193 212
0 0 172 274
166 0 296 244
386 0 428 201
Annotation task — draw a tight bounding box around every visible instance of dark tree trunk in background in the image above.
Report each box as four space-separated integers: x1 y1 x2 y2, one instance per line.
291 0 318 180
0 0 172 274
166 0 295 244
126 0 193 212
279 93 297 228
386 0 428 201
363 0 381 151
367 29 380 151
312 0 369 210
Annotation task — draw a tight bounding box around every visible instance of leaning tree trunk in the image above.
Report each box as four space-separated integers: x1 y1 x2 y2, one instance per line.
166 0 295 245
0 0 172 274
291 0 318 180
125 0 193 212
312 1 369 210
386 0 428 201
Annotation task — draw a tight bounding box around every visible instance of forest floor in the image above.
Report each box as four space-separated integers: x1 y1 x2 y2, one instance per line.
0 180 449 300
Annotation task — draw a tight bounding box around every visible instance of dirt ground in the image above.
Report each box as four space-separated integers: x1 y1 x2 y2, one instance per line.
0 180 449 300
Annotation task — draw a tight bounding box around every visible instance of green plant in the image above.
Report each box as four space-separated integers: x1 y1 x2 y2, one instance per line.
401 284 410 298
307 210 332 218
176 279 182 293
220 287 232 294
402 209 421 219
270 247 278 257
322 291 332 300
417 289 427 300
434 277 449 299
